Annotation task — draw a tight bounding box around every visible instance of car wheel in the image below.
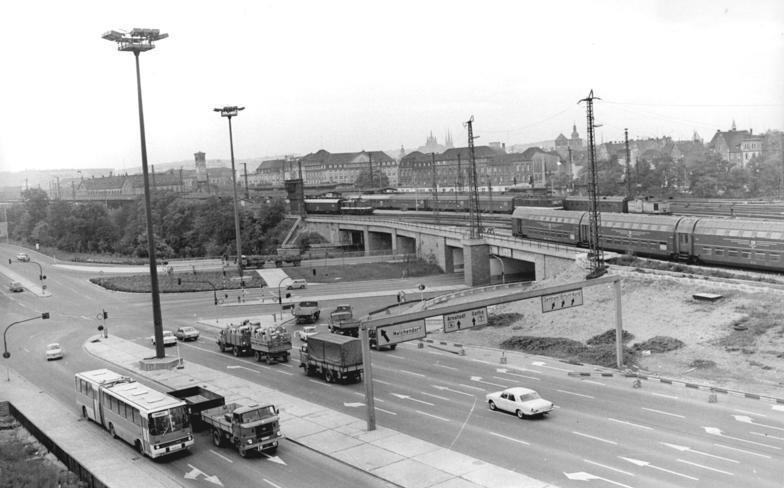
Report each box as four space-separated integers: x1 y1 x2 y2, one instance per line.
516 410 525 419
488 401 497 411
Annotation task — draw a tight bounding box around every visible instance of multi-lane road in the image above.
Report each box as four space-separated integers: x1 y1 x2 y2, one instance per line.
3 244 784 488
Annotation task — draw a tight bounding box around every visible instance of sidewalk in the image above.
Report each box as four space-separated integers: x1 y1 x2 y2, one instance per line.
1 369 182 488
0 263 51 297
85 335 556 488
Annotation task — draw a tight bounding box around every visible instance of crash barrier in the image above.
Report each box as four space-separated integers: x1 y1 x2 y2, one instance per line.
419 338 465 355
3 401 108 488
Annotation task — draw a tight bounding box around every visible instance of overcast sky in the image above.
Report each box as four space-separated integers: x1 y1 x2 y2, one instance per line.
1 0 782 173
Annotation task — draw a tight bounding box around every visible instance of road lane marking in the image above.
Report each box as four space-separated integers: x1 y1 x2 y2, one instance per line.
573 431 617 445
496 372 540 381
619 457 698 481
352 391 384 403
651 392 679 400
421 391 451 402
582 380 605 386
677 459 734 476
608 418 653 430
714 443 772 459
458 383 486 391
432 385 475 397
391 393 434 406
400 369 426 377
531 361 571 372
471 378 508 388
373 379 393 385
704 426 781 449
308 379 328 386
659 442 739 463
750 431 784 441
734 408 766 417
209 449 234 463
263 479 284 488
434 363 459 370
416 410 450 422
489 431 530 446
583 459 634 476
376 407 397 415
557 389 595 399
642 407 685 419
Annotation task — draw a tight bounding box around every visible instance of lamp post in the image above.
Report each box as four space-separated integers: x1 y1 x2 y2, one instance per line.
102 27 168 358
214 106 245 284
3 313 50 380
277 276 291 305
177 278 218 305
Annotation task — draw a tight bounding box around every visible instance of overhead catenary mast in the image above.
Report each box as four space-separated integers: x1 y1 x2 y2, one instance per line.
464 116 483 239
579 90 606 279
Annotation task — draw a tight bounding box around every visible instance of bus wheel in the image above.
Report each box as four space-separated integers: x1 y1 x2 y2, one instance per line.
81 406 88 420
135 440 143 454
212 428 222 447
109 424 116 438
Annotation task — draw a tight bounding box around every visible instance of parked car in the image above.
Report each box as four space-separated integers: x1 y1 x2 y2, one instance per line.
287 279 307 290
45 343 64 361
297 325 319 342
486 387 554 419
8 281 23 293
175 326 200 341
15 252 30 262
150 330 177 346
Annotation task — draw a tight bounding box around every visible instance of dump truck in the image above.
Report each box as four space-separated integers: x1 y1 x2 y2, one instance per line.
250 324 292 364
299 333 363 383
217 321 258 356
168 386 226 432
292 300 320 324
201 402 282 457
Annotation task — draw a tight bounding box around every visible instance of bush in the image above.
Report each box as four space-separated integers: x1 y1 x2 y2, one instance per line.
500 336 588 356
633 336 685 353
586 329 635 346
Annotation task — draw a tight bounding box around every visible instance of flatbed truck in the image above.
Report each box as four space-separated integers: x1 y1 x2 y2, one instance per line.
201 402 282 457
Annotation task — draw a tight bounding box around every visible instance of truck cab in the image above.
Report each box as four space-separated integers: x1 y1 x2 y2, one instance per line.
293 301 320 324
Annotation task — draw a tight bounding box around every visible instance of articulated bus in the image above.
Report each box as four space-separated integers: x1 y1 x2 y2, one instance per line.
75 369 193 458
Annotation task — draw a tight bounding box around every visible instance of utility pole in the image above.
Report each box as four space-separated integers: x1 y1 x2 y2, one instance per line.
579 90 606 279
568 147 574 191
431 153 440 225
624 128 632 199
242 162 249 200
464 116 482 239
368 152 374 189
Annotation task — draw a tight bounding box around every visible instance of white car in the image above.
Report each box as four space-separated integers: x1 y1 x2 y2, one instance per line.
287 279 307 290
16 252 30 262
175 326 200 341
297 326 318 342
486 387 554 419
45 343 64 361
150 330 177 347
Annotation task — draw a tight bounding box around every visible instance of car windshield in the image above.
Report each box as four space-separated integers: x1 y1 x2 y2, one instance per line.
239 406 276 423
299 301 318 307
163 331 174 337
181 328 194 333
47 344 60 350
518 392 541 402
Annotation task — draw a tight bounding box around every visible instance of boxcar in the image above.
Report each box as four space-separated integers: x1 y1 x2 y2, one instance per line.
564 196 628 213
477 195 516 213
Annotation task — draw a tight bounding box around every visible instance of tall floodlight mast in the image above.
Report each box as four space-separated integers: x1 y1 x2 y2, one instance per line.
579 90 606 279
464 116 483 239
214 106 245 283
102 27 168 358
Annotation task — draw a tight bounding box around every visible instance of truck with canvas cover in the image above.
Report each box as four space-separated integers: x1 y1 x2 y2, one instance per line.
201 402 282 457
217 321 259 356
167 386 226 431
299 333 363 383
250 324 292 364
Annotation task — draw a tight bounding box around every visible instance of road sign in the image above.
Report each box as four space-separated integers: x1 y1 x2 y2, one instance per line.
443 307 488 333
375 320 426 346
541 288 583 313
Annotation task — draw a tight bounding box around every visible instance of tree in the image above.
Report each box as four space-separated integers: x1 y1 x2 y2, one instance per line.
355 168 389 189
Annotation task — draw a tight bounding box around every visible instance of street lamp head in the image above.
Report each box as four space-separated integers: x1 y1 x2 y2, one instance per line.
214 106 245 118
102 27 167 53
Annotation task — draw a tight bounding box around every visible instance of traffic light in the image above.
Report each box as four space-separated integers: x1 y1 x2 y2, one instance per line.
418 284 426 291
285 293 291 299
102 310 108 320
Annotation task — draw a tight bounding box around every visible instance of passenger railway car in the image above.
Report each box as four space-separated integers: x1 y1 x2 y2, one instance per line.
512 207 784 272
304 198 342 214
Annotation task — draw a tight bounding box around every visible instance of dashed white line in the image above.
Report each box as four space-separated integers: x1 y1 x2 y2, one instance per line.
416 410 450 422
434 363 459 370
582 380 605 386
734 408 766 417
420 391 451 402
573 431 617 445
584 459 634 476
308 379 327 386
373 379 393 385
210 449 234 463
557 389 595 399
458 383 486 391
714 443 772 459
677 459 734 476
642 407 686 419
488 431 530 446
651 392 679 400
263 478 284 488
400 369 426 377
608 418 653 431
376 407 397 415
750 431 784 441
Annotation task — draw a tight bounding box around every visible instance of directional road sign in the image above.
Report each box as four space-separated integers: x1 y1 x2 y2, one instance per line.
443 307 488 333
541 288 583 313
375 320 426 346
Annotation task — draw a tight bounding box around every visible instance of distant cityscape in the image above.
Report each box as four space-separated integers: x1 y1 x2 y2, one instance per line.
1 121 780 202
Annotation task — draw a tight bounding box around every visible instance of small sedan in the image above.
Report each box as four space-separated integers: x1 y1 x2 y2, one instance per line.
9 281 24 293
486 387 554 419
297 326 318 342
45 343 64 361
175 326 200 341
15 252 30 262
150 330 177 347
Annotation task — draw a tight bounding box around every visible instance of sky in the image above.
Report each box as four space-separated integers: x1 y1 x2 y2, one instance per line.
1 0 783 174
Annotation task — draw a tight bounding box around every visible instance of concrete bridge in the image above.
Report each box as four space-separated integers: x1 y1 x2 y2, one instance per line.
300 215 585 286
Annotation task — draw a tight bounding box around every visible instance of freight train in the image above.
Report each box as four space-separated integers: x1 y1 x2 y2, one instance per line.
511 207 784 273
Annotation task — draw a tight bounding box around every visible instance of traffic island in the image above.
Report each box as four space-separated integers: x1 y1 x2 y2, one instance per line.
139 356 181 371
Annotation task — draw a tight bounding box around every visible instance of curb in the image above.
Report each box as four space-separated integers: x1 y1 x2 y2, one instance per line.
419 338 465 355
567 371 784 404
